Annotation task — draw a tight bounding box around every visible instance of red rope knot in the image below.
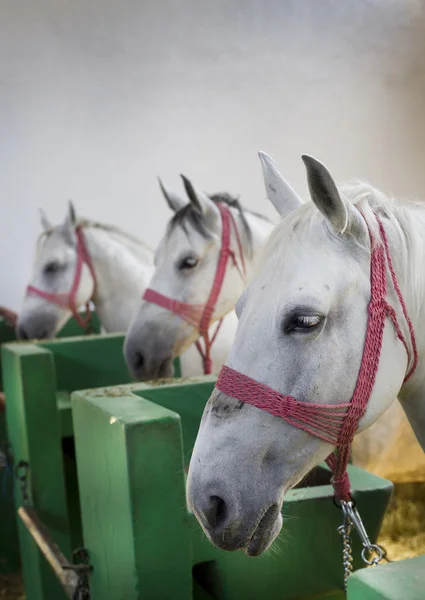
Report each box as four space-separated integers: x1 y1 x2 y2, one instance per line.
331 471 351 502
368 298 386 317
203 358 213 375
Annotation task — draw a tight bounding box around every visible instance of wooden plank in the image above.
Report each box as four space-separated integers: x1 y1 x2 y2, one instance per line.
3 343 72 600
348 554 425 599
72 389 192 600
40 334 130 391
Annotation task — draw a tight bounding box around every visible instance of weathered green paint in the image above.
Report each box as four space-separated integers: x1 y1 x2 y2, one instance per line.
2 345 73 599
0 409 19 574
2 333 128 594
347 554 425 599
1 333 182 583
0 312 101 387
72 391 192 600
0 316 21 573
72 379 393 600
0 312 100 574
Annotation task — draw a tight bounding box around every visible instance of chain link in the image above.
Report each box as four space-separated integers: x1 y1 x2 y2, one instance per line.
0 441 14 500
15 460 30 504
338 517 353 592
337 499 386 594
13 460 92 598
64 547 92 600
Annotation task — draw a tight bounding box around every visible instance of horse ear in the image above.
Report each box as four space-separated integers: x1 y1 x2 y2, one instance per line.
61 200 77 244
180 175 220 223
39 207 53 231
302 155 349 234
158 177 187 212
258 151 302 217
68 200 77 225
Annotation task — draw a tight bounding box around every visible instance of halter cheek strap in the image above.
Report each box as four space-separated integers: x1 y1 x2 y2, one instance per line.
216 214 418 502
26 226 97 332
143 203 246 375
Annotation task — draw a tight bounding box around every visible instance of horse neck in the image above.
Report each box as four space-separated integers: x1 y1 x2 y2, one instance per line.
385 207 425 351
83 226 154 332
388 204 425 452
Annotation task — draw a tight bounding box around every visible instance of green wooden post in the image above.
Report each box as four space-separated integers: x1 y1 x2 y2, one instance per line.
0 411 19 573
3 344 72 600
0 311 101 574
0 317 19 573
72 389 193 600
347 554 425 599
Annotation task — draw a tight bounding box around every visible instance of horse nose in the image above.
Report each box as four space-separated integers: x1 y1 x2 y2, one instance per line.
17 325 30 340
199 495 228 533
132 350 145 378
124 336 174 380
190 489 250 549
17 324 48 340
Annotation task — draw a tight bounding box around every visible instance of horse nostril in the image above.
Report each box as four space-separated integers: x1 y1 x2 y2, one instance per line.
134 351 144 371
158 357 173 379
204 495 227 530
17 326 29 340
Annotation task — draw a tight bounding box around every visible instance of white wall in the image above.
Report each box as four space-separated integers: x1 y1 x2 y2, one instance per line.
1 0 425 309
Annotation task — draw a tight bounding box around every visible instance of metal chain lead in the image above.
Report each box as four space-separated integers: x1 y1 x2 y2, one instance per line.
337 500 386 593
338 515 353 592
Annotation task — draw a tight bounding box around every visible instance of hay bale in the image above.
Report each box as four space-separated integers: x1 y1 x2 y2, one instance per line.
378 482 425 561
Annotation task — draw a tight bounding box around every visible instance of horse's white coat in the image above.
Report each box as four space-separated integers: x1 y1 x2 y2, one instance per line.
17 198 264 380
124 178 275 379
187 153 425 556
17 203 155 338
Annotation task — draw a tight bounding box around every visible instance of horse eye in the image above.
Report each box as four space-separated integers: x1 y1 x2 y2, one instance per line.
44 261 62 275
178 256 199 271
284 314 323 334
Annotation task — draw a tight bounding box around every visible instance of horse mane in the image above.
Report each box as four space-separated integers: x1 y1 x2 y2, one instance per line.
169 191 271 257
38 218 153 254
78 219 154 253
262 180 425 315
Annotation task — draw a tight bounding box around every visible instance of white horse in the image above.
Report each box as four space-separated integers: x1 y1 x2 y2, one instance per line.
187 152 425 556
124 176 275 379
17 202 155 339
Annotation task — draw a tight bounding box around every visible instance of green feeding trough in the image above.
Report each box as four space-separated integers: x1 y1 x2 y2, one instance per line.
2 334 394 599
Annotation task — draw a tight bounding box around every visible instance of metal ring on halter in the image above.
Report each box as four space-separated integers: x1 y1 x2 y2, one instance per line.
333 494 356 510
361 544 384 565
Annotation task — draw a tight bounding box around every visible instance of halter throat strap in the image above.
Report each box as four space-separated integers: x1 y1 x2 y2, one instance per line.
216 213 417 501
143 203 246 374
27 226 97 332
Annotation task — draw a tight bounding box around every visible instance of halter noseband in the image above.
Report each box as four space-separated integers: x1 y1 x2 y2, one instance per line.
26 226 97 332
217 213 417 502
143 203 246 374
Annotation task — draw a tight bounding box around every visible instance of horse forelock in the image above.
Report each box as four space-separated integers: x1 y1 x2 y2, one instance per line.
167 192 271 258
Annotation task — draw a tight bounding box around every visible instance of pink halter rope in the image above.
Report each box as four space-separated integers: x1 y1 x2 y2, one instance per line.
143 203 246 374
26 226 97 332
217 214 417 501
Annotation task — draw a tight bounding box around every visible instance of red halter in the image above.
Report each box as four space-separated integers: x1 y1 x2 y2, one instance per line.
143 203 246 375
26 226 97 332
217 214 418 501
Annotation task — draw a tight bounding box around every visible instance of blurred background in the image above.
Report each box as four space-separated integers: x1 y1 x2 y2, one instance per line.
1 0 425 308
